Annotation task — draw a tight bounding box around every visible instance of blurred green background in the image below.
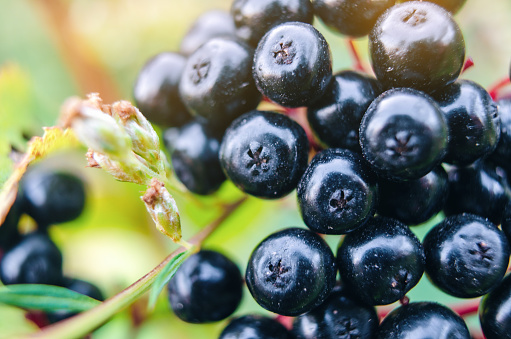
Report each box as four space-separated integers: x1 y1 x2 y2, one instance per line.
1 0 511 338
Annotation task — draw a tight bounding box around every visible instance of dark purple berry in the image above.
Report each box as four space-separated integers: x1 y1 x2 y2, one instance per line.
219 110 309 199
165 120 225 195
167 250 243 323
378 302 470 339
179 10 236 56
297 148 378 234
359 88 448 181
253 22 332 108
246 227 337 316
337 216 425 306
377 165 449 225
423 214 510 298
307 70 381 153
133 52 192 127
0 232 63 286
312 0 396 37
179 37 261 132
479 274 511 339
292 286 379 339
220 315 293 339
433 79 500 166
369 1 465 93
231 0 313 47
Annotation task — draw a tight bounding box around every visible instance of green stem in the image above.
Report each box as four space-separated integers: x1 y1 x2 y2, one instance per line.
21 197 247 339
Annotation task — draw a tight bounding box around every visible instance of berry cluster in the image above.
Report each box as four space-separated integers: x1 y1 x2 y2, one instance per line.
130 0 511 337
0 166 104 325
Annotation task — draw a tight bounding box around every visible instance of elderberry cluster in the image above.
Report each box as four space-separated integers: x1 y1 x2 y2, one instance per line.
132 0 511 337
0 166 104 324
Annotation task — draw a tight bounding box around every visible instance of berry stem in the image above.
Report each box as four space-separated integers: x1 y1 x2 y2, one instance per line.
450 300 480 317
346 39 367 73
488 76 511 100
22 197 247 339
461 56 474 74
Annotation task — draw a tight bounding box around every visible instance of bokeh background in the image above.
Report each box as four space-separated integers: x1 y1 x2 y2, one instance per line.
1 0 511 338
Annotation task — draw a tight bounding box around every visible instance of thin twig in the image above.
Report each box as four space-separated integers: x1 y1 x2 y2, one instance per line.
24 196 248 339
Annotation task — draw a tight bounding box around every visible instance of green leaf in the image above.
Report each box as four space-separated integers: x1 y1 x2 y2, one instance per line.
147 251 189 310
0 284 101 312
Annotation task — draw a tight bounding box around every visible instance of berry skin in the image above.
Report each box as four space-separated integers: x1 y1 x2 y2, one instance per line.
253 22 332 108
0 232 63 286
245 227 336 316
444 161 511 225
502 200 511 244
377 165 449 226
401 0 467 14
490 98 511 170
219 110 309 199
21 168 86 228
432 79 500 166
165 120 225 195
307 70 381 153
312 0 396 38
179 37 261 132
231 0 314 47
337 216 425 306
133 52 192 128
378 302 471 339
179 10 236 56
359 88 448 181
47 278 104 323
219 315 293 339
423 214 510 298
292 286 379 339
479 274 511 339
0 193 23 251
167 250 243 324
369 1 465 93
297 148 378 235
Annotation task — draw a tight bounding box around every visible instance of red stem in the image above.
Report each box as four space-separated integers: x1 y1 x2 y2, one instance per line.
346 39 367 73
450 300 480 317
461 56 475 74
275 315 293 330
488 76 511 100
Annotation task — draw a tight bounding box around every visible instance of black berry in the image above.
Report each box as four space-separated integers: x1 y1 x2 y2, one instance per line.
246 227 336 316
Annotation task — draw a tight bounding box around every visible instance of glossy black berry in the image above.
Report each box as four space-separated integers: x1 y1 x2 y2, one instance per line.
377 165 449 225
424 214 510 298
502 201 511 244
490 98 511 170
401 0 467 14
292 286 379 339
0 193 23 251
231 0 313 47
337 216 425 306
359 88 448 181
433 79 500 166
246 227 336 316
219 315 293 339
47 277 104 323
378 302 470 339
307 70 381 153
167 250 242 324
369 1 465 93
479 274 511 339
165 120 225 195
179 37 261 132
444 161 511 225
220 110 309 199
253 22 332 108
0 232 63 286
297 148 378 234
179 10 237 56
133 52 192 127
21 168 86 228
312 0 396 37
